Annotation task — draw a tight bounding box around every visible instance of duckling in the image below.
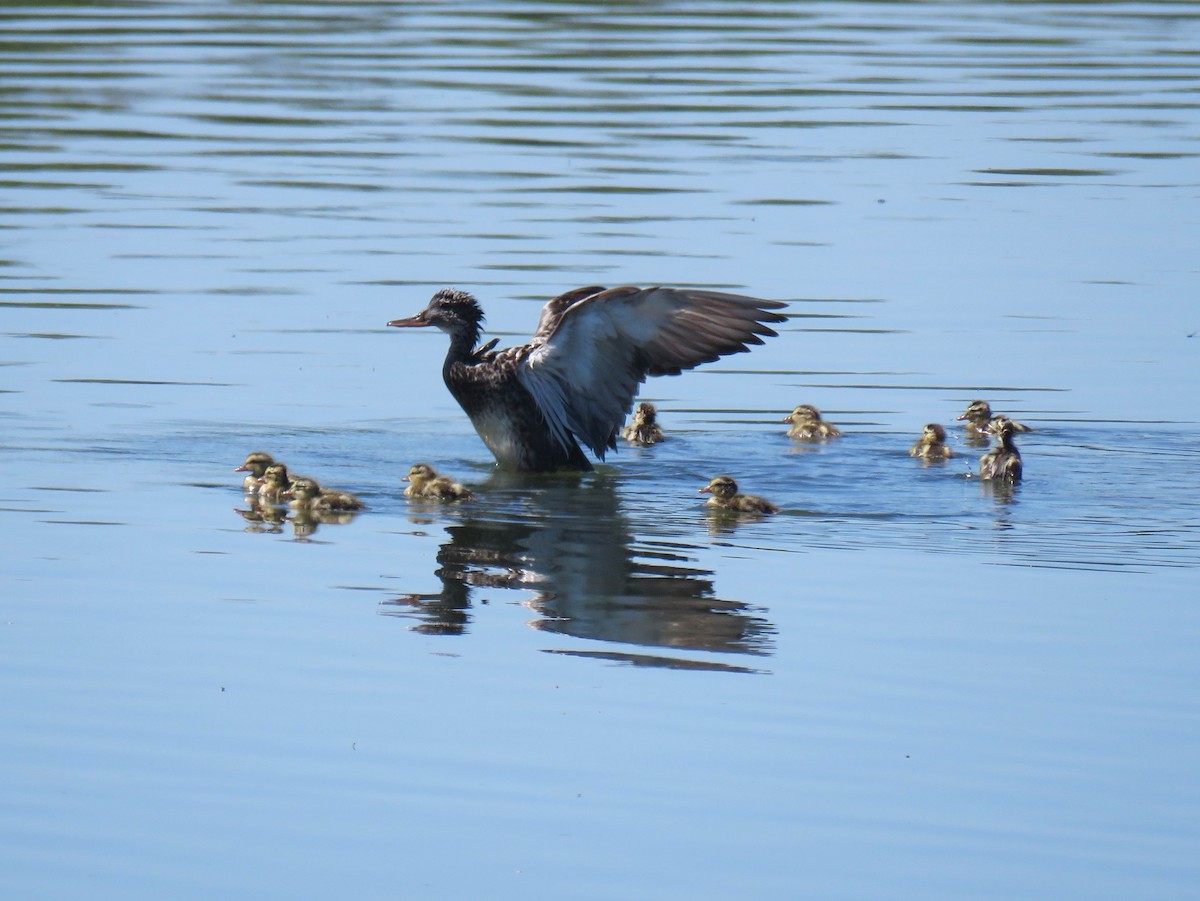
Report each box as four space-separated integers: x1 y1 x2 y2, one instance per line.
403 463 475 502
987 412 1032 434
620 402 666 446
956 400 1030 438
256 462 293 504
699 475 780 514
783 404 842 441
285 475 366 513
234 451 276 493
910 423 953 462
979 417 1023 483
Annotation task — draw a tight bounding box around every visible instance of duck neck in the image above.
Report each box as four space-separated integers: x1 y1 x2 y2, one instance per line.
443 322 482 367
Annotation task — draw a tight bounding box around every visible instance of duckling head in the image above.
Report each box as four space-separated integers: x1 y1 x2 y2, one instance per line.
699 475 739 501
923 423 947 442
404 463 439 488
261 462 291 487
632 402 658 425
285 475 322 502
783 403 822 424
235 451 275 477
957 400 992 424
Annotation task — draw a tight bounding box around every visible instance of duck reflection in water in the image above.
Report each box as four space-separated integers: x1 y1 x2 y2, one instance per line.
382 475 774 666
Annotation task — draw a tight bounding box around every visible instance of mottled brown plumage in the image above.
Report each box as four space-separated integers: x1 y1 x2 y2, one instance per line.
979 418 1023 483
783 404 841 441
388 286 787 472
403 463 475 502
621 402 666 446
284 475 366 512
699 475 779 515
910 423 953 462
235 451 276 493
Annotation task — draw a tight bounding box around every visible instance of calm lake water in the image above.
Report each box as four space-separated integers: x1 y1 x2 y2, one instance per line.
2 2 1199 899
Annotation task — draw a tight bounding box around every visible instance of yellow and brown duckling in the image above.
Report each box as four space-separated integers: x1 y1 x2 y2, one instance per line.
403 463 475 502
235 451 276 493
910 423 953 462
620 401 666 446
699 475 780 515
956 400 1030 438
284 475 366 513
256 462 293 504
979 417 1023 483
783 404 842 441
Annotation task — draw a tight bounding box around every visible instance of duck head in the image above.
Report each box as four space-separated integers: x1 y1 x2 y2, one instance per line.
403 463 443 493
699 475 738 501
284 475 322 502
388 288 485 339
922 423 947 442
632 402 657 425
235 451 275 477
783 404 822 424
957 400 992 424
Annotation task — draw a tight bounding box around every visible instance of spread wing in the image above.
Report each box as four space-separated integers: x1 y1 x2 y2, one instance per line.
517 286 787 458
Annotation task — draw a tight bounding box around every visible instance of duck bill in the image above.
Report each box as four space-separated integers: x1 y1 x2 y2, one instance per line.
234 464 250 472
387 312 430 328
698 486 712 494
401 476 411 483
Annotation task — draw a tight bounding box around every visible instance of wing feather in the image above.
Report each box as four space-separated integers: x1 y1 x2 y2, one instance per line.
517 286 786 458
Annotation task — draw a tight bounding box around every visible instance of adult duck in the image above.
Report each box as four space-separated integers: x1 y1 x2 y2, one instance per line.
388 285 787 472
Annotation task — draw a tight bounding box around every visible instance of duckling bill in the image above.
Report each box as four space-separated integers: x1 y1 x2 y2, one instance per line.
388 285 786 472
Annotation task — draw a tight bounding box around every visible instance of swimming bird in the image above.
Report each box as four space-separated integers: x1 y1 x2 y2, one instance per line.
284 475 366 512
387 286 787 472
699 475 780 514
403 463 475 501
910 423 953 462
979 417 1023 483
256 462 293 504
621 401 666 446
783 404 841 441
235 451 276 493
957 400 1030 438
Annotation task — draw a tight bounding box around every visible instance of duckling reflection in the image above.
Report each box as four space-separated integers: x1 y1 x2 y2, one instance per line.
910 423 953 463
233 501 288 533
783 404 841 441
621 402 666 446
381 475 773 659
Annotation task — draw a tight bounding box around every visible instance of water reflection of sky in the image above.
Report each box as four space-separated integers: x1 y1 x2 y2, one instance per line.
2 3 1199 900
